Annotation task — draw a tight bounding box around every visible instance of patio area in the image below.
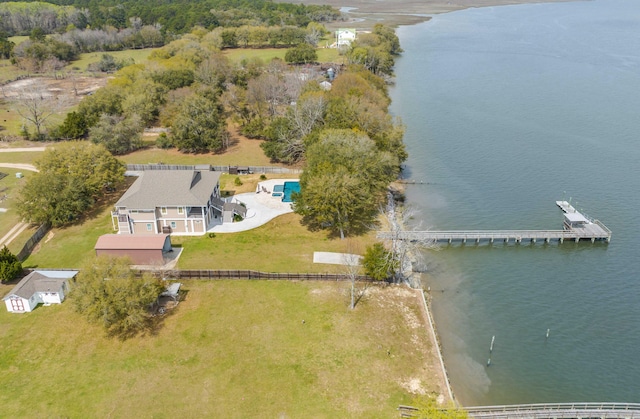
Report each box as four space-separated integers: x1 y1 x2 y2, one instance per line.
207 179 298 233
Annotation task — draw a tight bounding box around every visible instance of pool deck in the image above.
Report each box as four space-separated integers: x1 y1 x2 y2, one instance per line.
207 179 298 233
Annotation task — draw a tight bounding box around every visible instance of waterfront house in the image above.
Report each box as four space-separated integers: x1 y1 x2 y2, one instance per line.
112 170 238 235
335 28 357 47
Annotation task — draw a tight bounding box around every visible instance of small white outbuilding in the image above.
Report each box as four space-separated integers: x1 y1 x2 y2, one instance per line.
3 270 78 313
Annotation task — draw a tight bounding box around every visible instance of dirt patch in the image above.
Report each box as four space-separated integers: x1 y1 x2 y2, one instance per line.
400 377 428 395
1 76 107 104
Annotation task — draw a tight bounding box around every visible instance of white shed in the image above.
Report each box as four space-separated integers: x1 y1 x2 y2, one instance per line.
3 270 78 313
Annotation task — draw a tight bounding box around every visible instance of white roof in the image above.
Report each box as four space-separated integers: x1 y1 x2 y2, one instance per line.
564 212 588 223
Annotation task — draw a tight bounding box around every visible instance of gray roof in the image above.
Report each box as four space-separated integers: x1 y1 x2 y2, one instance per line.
3 270 78 300
116 170 221 209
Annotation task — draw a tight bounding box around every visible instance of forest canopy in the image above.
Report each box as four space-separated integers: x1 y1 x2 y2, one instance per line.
0 0 340 36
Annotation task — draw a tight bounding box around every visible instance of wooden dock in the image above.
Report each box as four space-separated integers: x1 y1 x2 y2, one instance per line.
378 201 611 244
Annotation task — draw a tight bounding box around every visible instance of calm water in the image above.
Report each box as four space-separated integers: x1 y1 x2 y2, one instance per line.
389 0 640 406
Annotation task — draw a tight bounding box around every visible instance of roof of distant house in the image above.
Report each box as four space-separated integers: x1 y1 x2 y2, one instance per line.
3 270 78 300
95 234 170 250
116 170 221 209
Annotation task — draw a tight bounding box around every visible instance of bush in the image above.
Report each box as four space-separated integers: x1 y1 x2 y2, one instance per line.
0 246 22 283
234 176 243 186
208 232 216 238
156 132 173 149
259 174 267 180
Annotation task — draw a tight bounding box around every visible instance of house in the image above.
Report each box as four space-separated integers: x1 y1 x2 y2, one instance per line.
319 81 332 91
112 169 240 235
95 234 172 265
3 270 78 313
335 28 357 48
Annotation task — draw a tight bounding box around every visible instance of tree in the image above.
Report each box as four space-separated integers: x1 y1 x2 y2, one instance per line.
15 84 63 140
0 31 14 59
171 93 228 153
18 142 125 227
341 244 362 310
90 113 143 155
294 129 399 239
0 246 22 283
362 242 395 281
72 256 164 339
55 111 87 139
295 169 376 240
284 43 318 64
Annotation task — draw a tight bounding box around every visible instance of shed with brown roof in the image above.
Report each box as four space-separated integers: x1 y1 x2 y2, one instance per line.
95 234 172 265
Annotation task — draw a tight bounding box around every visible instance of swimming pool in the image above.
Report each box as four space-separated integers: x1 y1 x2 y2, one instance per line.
282 181 300 203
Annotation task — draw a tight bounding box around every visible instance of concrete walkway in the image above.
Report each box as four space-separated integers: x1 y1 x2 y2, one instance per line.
0 163 38 172
0 147 46 152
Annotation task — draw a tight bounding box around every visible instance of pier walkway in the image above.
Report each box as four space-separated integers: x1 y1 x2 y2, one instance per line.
399 402 640 418
378 201 611 244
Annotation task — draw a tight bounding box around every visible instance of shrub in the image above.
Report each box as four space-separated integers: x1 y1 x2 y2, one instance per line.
234 176 243 186
0 246 22 283
259 174 267 180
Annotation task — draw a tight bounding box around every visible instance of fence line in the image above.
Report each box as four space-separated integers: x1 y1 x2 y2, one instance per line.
17 223 50 261
125 164 302 174
134 269 372 282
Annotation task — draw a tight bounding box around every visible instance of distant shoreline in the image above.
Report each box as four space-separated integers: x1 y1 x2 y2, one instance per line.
287 0 577 28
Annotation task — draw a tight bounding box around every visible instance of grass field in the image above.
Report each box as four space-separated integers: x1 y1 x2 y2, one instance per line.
174 212 373 272
0 168 27 241
0 279 441 417
65 48 157 72
0 151 42 164
120 136 274 167
224 46 342 64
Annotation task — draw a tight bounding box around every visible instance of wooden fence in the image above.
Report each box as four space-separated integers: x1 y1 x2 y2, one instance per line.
125 164 301 174
135 269 373 282
17 223 50 261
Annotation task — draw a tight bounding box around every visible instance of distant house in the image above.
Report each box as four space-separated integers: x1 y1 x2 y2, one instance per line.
335 28 357 47
112 170 242 235
3 270 78 313
95 234 172 265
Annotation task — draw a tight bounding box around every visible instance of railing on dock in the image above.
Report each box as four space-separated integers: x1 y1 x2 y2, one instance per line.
379 202 611 244
399 402 640 418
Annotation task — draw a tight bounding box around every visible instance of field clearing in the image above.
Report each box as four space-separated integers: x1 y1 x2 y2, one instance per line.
224 46 342 64
0 279 441 417
121 132 275 168
65 48 157 71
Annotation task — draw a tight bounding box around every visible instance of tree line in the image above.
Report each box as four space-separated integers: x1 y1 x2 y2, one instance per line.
0 0 340 36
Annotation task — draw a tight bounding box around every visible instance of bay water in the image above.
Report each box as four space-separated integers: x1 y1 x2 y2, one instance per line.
389 0 640 406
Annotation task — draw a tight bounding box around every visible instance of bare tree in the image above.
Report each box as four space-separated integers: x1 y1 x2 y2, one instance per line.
15 84 64 139
341 241 364 309
379 193 437 288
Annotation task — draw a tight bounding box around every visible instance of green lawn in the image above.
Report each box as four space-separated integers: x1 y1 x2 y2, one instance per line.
120 135 275 167
0 279 441 417
224 46 342 64
174 212 373 272
0 151 42 165
65 48 157 72
0 169 28 241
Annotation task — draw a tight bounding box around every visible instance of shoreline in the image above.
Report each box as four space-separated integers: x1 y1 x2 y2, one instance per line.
294 0 577 28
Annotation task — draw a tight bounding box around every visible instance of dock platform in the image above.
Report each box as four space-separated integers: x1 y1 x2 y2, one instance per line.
378 201 611 244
